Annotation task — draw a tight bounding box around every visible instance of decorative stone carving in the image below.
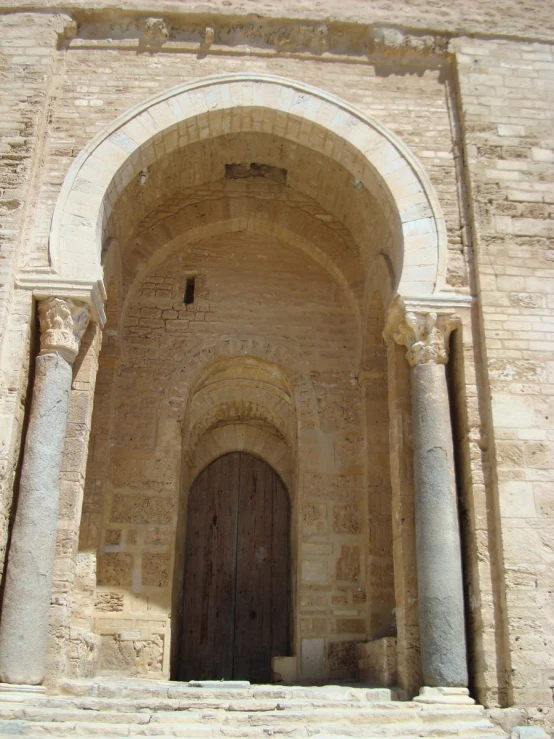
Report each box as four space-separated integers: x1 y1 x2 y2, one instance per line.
393 310 457 366
141 17 171 43
38 297 90 363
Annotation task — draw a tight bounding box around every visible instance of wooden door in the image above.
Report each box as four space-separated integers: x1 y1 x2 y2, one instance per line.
178 452 290 682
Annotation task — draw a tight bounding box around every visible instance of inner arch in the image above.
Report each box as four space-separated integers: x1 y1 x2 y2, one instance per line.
48 74 447 324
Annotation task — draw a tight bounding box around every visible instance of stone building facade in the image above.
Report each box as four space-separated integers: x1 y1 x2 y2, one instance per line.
0 0 552 733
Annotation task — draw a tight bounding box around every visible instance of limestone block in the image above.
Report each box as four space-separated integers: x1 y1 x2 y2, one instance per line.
301 638 324 679
145 527 172 546
303 542 333 556
328 641 357 677
98 633 165 677
302 502 328 535
272 656 297 683
333 503 361 534
488 707 525 733
67 628 100 679
111 494 174 525
127 530 138 545
134 635 164 675
302 559 329 583
105 529 121 546
336 545 360 581
98 553 133 586
334 432 363 468
99 635 137 674
110 450 177 493
356 637 397 686
95 593 124 612
336 619 366 633
142 553 170 587
510 729 549 739
304 473 358 501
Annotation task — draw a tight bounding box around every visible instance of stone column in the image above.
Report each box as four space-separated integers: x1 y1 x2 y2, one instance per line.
393 309 470 699
0 297 90 685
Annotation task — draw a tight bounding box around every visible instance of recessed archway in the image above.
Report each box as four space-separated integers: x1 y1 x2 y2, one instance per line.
71 73 449 688
46 73 447 325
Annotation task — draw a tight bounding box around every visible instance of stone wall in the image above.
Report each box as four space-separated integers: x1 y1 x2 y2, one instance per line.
454 38 554 728
0 11 74 590
0 3 551 730
0 8 465 592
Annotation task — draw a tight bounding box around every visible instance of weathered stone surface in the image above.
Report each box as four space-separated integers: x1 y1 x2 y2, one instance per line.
105 529 122 546
357 637 397 686
302 559 329 583
304 473 359 501
144 527 172 546
336 618 365 633
0 351 75 685
111 494 174 525
302 502 328 536
67 627 100 679
511 727 549 739
0 4 551 720
410 360 468 688
336 545 361 581
328 641 357 676
333 504 362 534
95 593 124 612
99 553 133 587
142 553 170 587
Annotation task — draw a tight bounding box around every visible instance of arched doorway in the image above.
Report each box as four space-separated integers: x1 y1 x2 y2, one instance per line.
58 74 449 691
176 452 290 683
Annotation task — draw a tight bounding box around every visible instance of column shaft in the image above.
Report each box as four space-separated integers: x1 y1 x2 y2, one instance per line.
0 352 73 684
411 361 468 687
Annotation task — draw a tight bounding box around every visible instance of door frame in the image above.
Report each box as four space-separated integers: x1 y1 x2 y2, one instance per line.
170 449 296 681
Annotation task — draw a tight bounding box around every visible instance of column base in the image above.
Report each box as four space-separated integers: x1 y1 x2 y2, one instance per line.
414 686 475 705
0 683 47 702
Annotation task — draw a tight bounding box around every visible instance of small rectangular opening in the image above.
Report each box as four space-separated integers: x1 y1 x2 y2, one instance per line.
183 277 195 305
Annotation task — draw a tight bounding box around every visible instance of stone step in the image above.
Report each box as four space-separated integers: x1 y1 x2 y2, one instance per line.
59 679 394 703
0 704 496 726
0 679 509 738
35 696 410 711
0 695 489 716
0 719 505 738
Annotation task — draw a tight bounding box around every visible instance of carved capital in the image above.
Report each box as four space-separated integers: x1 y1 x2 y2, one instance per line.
38 297 90 363
393 311 457 367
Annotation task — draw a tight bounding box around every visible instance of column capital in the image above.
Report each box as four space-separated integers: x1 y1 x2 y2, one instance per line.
384 297 461 367
393 310 458 367
38 297 90 363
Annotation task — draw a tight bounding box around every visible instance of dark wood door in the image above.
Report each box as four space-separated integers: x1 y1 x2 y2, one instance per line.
179 452 290 682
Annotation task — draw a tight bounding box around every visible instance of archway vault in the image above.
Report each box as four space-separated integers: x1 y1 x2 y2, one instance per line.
39 73 448 324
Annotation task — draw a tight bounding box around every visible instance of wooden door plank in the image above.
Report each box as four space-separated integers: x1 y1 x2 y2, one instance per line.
271 466 291 662
233 454 290 682
179 453 240 680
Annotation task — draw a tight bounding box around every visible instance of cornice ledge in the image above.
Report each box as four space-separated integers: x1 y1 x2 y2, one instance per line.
383 292 474 343
15 271 106 326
